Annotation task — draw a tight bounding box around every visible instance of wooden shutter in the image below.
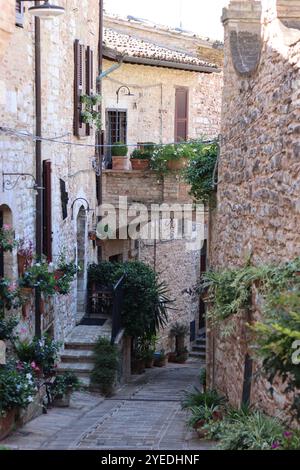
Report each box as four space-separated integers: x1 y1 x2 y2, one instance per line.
175 87 188 142
74 40 86 137
43 160 52 262
15 1 24 27
85 46 94 136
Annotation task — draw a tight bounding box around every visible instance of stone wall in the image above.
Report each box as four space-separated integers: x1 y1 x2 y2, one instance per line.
0 0 14 63
208 0 300 418
0 0 100 343
101 169 206 351
101 58 222 146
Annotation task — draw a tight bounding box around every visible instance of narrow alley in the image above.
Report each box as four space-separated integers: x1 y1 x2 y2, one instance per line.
1 359 214 450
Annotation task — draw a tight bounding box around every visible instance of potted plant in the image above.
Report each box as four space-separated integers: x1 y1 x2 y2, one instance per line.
130 143 155 171
0 362 37 440
153 349 167 367
0 225 17 253
51 372 81 407
111 141 128 170
80 93 102 130
131 353 146 374
14 335 60 378
17 239 33 277
174 347 189 363
0 279 20 316
19 261 56 297
0 316 18 342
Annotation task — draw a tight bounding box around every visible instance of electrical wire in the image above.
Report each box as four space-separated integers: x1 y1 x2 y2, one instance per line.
0 126 218 149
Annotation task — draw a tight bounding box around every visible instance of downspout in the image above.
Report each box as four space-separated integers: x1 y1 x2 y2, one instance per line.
96 0 103 208
34 1 42 337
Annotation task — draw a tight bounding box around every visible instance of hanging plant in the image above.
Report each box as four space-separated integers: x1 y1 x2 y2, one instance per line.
0 225 18 252
0 279 20 314
80 93 102 130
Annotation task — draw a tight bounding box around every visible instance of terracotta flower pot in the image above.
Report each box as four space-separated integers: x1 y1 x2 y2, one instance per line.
52 391 71 408
167 157 189 171
112 156 127 170
168 352 177 363
153 356 167 367
17 254 27 277
144 357 154 368
131 358 145 374
130 159 150 171
0 409 17 441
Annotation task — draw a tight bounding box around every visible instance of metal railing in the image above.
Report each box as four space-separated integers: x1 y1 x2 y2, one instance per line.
111 274 125 345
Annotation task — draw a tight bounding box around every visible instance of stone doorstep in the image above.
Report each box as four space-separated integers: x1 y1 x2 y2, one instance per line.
60 349 95 363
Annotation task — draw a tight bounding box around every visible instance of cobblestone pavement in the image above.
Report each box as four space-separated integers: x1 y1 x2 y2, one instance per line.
2 359 215 450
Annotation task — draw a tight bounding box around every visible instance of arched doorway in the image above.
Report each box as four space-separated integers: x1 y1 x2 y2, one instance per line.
76 206 87 320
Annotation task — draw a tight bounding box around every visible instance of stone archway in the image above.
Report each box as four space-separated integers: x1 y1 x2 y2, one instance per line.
76 206 87 320
0 204 14 278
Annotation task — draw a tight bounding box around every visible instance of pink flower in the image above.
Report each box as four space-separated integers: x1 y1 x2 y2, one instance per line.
3 224 11 230
31 361 37 369
271 441 281 449
283 431 293 439
16 361 24 371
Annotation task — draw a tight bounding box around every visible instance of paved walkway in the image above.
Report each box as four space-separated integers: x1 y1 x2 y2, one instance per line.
2 359 215 450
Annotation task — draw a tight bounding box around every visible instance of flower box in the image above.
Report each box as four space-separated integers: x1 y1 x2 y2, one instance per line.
167 157 189 171
131 159 150 171
0 409 17 441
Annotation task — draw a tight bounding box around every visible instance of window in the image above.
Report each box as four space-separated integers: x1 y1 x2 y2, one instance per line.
105 110 127 167
15 1 24 27
74 40 94 137
175 87 189 142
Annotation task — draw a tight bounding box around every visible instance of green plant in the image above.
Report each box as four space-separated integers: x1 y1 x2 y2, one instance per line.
111 141 128 157
0 225 17 252
0 316 18 340
19 261 57 296
250 290 300 421
199 368 207 389
134 333 157 361
0 362 37 415
91 337 119 395
51 372 81 399
88 261 173 338
80 93 102 130
131 143 156 160
181 387 226 410
214 410 285 450
14 335 60 377
187 404 220 429
170 322 189 337
0 279 20 313
182 142 218 204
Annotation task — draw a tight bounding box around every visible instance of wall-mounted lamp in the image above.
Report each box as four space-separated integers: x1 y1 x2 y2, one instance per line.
70 198 93 220
28 1 65 19
116 86 134 104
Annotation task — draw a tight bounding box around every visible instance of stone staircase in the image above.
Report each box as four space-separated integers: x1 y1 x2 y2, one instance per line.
58 323 111 388
190 332 206 361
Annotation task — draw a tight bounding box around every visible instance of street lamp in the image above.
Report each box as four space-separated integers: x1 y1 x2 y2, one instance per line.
116 86 134 104
28 1 65 19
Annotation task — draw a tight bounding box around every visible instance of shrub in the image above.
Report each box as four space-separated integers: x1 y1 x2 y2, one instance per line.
187 404 220 429
0 362 37 415
181 387 226 410
0 316 18 341
91 337 119 396
111 141 128 157
14 335 60 377
51 372 81 399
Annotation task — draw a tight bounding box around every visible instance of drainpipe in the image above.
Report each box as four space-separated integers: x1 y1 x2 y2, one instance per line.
96 0 103 208
35 1 42 337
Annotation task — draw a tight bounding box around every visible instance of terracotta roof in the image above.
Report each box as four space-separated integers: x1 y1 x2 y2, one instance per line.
103 28 219 72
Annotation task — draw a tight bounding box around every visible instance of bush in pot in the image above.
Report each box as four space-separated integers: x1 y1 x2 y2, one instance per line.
51 372 81 407
91 337 119 396
130 143 155 170
153 349 167 367
111 142 128 170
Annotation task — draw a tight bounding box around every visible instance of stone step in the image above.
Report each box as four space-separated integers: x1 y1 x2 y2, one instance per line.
57 362 94 375
192 344 206 352
195 339 206 346
64 342 96 351
60 349 95 363
189 351 206 359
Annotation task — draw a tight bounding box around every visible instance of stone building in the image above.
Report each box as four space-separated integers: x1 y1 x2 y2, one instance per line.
98 16 222 351
0 3 222 383
207 0 300 418
0 0 100 343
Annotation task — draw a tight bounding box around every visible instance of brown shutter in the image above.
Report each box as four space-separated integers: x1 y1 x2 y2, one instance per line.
86 46 94 136
74 39 86 137
16 1 24 27
175 87 188 142
43 160 52 262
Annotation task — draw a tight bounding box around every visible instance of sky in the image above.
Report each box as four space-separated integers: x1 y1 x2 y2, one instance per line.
104 0 229 41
